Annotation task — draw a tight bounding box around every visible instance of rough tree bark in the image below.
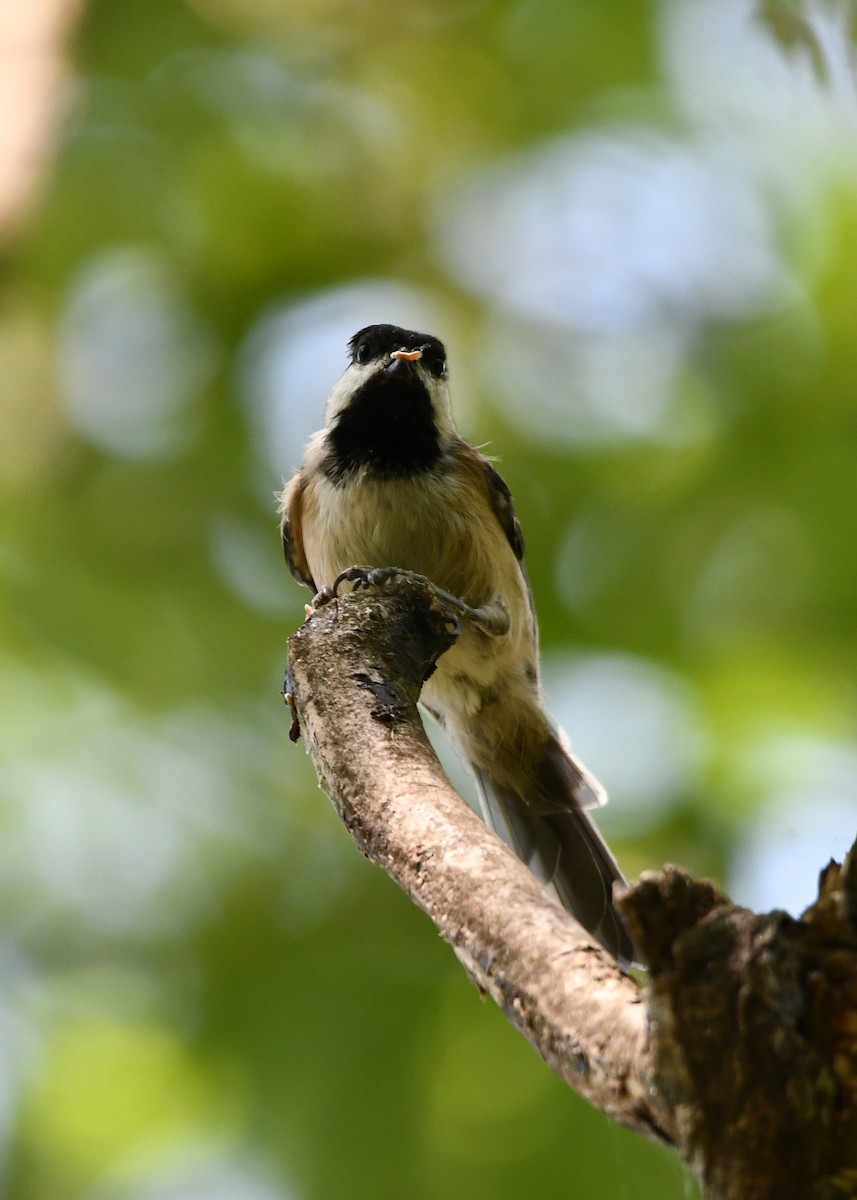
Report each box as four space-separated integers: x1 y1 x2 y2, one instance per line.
285 577 857 1200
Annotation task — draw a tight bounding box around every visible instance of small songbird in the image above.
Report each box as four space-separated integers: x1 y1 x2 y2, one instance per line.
280 323 634 965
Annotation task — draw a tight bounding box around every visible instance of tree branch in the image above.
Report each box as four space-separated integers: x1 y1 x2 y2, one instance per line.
285 579 857 1200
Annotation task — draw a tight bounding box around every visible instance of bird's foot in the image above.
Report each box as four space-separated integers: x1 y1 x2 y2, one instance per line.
313 566 508 637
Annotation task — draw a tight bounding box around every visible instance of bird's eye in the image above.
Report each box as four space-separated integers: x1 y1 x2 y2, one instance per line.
355 341 372 365
424 350 446 378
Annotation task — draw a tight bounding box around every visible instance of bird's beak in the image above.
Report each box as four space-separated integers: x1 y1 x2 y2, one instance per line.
387 347 423 376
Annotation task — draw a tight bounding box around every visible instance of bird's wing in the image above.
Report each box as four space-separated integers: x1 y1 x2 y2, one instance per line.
279 470 316 591
469 448 540 648
480 458 525 562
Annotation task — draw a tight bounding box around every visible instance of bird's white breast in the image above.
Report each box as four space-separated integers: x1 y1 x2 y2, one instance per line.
303 470 482 600
304 468 535 721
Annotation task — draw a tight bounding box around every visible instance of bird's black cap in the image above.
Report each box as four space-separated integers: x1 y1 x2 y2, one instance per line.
348 325 447 378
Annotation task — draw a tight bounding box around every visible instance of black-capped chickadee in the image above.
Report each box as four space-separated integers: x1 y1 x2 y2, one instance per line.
280 324 634 965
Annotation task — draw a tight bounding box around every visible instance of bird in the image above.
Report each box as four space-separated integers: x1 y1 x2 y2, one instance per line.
279 323 635 966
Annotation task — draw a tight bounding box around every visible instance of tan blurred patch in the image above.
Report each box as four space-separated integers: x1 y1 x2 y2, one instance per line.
0 0 83 238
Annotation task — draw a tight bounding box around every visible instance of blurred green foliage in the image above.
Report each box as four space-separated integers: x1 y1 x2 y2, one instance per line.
2 0 857 1197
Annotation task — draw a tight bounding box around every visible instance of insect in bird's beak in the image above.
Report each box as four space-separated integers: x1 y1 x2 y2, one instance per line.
387 346 424 376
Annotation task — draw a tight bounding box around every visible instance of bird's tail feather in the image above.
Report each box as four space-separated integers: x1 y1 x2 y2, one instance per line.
473 737 636 967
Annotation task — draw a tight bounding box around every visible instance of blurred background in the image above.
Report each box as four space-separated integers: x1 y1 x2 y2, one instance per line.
2 0 857 1196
